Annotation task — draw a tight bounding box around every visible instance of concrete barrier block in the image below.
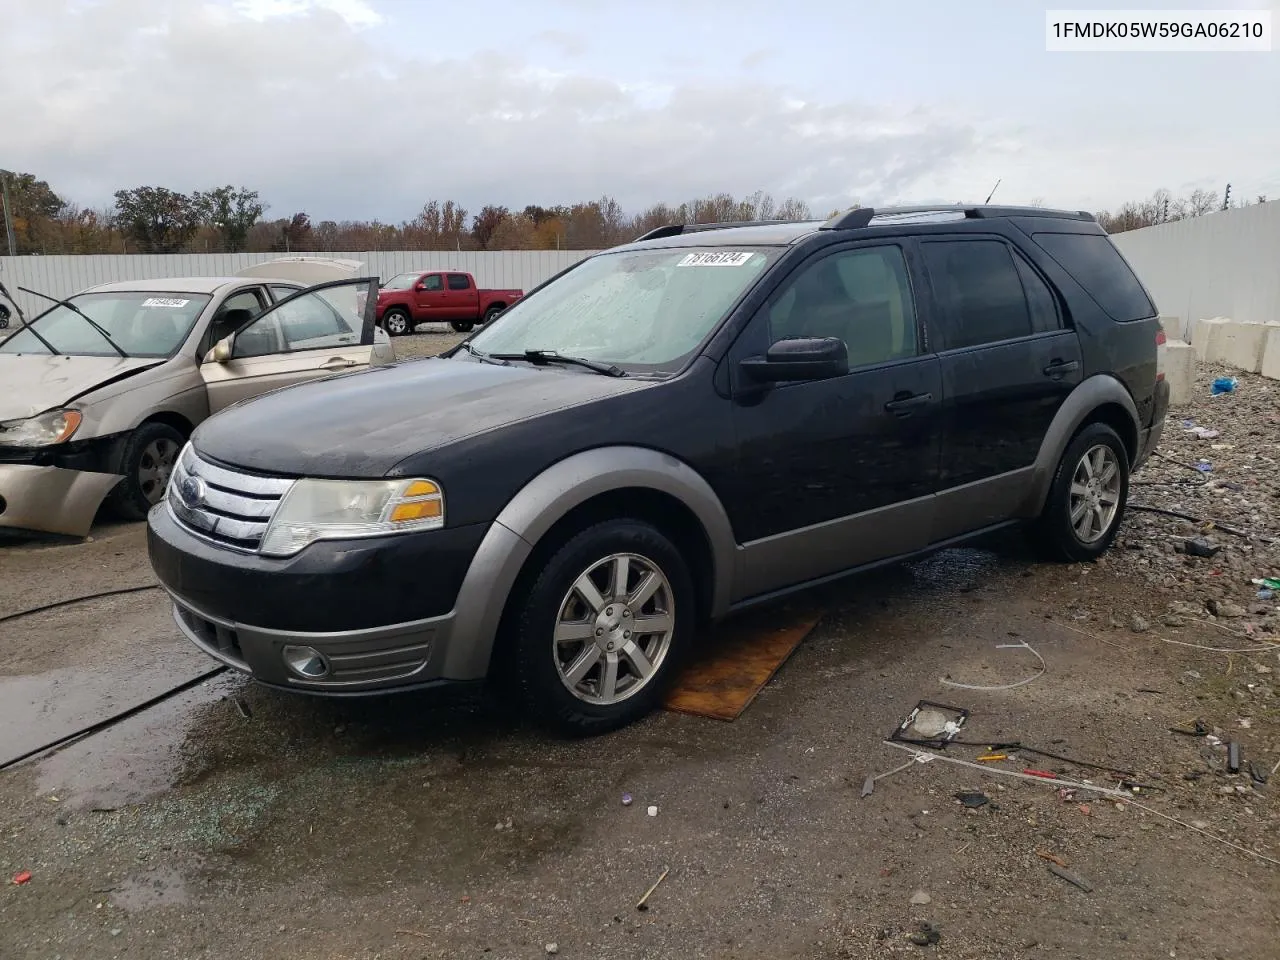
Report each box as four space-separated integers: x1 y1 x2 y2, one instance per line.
1216 320 1276 373
1192 317 1230 362
1163 339 1196 405
1262 325 1280 381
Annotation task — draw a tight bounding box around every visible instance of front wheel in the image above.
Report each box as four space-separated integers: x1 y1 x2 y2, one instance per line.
1030 422 1129 561
482 305 504 325
104 422 186 521
382 309 411 336
507 519 694 736
450 319 475 333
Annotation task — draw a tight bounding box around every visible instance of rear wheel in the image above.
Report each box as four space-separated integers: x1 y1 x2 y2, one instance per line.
1030 422 1129 561
450 319 475 333
507 519 693 736
383 309 411 336
482 305 504 325
104 422 185 521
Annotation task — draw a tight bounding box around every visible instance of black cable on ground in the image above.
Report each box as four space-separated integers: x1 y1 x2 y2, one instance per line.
1128 504 1277 544
0 664 229 772
0 583 163 626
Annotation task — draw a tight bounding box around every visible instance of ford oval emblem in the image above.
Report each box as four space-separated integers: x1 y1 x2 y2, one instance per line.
179 475 206 508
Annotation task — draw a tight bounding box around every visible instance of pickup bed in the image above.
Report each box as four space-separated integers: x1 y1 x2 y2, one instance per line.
375 270 523 335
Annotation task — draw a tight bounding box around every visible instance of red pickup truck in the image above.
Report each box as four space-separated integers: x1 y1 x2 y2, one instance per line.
375 270 524 335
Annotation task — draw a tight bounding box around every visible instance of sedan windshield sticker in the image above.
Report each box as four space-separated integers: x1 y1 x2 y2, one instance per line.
676 251 755 267
140 297 191 308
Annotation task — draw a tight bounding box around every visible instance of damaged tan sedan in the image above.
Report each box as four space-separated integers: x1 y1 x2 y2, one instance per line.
0 258 393 538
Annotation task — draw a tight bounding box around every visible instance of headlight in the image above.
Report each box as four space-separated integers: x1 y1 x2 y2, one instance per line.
0 408 83 447
259 477 444 557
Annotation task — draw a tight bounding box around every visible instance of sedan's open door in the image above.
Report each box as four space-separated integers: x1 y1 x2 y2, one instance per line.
200 277 379 414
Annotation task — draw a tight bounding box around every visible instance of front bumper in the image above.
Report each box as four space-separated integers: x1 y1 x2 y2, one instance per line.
147 504 494 693
0 463 121 537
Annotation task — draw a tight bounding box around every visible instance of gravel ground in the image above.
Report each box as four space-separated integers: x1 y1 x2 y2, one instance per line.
392 324 467 360
1 362 1278 959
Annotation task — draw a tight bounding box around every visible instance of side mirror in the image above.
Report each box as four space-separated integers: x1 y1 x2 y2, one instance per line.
212 335 234 364
740 337 849 383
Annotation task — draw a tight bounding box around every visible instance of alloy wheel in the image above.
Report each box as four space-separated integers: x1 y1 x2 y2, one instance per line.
552 552 675 705
139 437 180 504
1069 443 1122 544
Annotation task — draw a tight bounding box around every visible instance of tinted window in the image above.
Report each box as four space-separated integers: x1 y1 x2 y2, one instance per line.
220 289 264 317
923 240 1031 349
1013 254 1060 333
767 246 917 367
447 273 471 291
1032 232 1155 322
421 274 443 291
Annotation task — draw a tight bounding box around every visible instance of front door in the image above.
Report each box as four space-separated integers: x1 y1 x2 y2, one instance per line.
726 242 943 600
413 273 447 320
918 236 1083 541
200 278 378 414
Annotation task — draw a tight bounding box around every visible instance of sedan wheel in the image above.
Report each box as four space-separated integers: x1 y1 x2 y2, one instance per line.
138 436 181 505
553 552 675 705
1069 443 1122 544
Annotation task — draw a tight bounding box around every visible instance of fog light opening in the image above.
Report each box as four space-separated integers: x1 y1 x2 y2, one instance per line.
282 644 330 679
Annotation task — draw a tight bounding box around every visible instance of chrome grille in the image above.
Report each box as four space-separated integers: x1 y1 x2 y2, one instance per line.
167 444 294 551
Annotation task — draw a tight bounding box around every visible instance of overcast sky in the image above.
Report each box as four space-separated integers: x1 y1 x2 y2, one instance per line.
8 0 1278 221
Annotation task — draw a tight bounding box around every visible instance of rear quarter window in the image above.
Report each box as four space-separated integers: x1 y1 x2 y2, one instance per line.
1031 232 1155 322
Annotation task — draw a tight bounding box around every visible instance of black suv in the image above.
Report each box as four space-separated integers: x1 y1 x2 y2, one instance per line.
147 205 1169 734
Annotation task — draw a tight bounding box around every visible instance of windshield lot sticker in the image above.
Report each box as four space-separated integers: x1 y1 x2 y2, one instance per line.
676 252 755 267
141 297 190 308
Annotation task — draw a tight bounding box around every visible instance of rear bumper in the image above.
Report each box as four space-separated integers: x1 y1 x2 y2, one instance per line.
0 463 121 537
1135 378 1170 470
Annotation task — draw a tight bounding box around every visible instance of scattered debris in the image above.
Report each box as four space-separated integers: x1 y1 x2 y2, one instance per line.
233 696 252 719
1047 863 1094 893
646 805 658 818
1227 742 1242 774
940 640 1046 691
1208 599 1247 619
909 890 932 906
1248 761 1268 785
890 701 969 749
861 759 916 798
907 922 942 947
976 753 1007 763
1186 425 1221 439
1036 851 1068 868
1183 538 1221 558
1130 613 1152 633
545 943 559 955
953 791 989 809
621 793 633 807
1024 769 1057 779
636 866 670 911
1210 376 1238 395
11 871 31 885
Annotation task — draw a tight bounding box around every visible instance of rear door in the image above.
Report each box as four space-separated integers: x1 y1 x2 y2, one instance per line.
919 236 1082 541
200 278 378 414
412 272 448 320
445 273 479 321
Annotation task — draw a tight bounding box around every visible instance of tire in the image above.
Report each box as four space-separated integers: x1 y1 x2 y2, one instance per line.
450 319 475 333
104 422 186 521
1030 422 1129 562
506 519 694 736
482 305 504 325
382 309 411 337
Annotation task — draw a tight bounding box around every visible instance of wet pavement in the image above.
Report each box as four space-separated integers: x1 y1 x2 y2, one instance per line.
2 523 1278 959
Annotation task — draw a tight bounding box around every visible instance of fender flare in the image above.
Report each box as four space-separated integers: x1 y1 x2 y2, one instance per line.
1019 374 1140 517
440 446 737 679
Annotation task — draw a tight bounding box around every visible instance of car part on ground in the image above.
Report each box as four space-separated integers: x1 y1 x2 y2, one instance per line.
147 204 1168 734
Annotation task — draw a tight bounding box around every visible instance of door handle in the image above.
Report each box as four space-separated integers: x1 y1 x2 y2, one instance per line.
320 357 358 370
1043 359 1080 377
884 392 934 416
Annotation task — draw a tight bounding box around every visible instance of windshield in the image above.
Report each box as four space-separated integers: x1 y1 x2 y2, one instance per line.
466 247 776 374
381 273 421 291
0 292 211 358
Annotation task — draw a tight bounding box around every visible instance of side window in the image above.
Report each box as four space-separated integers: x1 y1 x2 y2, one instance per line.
421 274 443 292
220 289 265 317
767 245 918 368
233 285 362 358
1013 254 1061 333
446 273 471 291
1032 232 1155 322
922 240 1032 350
269 285 301 301
206 288 266 351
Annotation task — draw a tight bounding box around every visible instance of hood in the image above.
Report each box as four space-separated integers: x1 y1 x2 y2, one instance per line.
235 257 364 285
193 356 648 477
0 353 164 420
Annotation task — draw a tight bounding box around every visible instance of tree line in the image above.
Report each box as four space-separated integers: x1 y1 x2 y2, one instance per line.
0 169 1269 257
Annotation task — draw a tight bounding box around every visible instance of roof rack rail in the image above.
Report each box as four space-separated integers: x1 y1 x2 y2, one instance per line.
632 219 796 243
820 204 1095 230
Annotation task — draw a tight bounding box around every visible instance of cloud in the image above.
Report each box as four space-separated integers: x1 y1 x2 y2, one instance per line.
532 29 587 58
5 0 1017 221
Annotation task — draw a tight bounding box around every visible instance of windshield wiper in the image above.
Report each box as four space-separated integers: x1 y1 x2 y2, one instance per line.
458 342 510 365
19 286 129 359
490 349 626 377
0 280 59 355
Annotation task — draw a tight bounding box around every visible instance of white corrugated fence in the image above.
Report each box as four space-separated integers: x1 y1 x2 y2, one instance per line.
0 250 600 322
